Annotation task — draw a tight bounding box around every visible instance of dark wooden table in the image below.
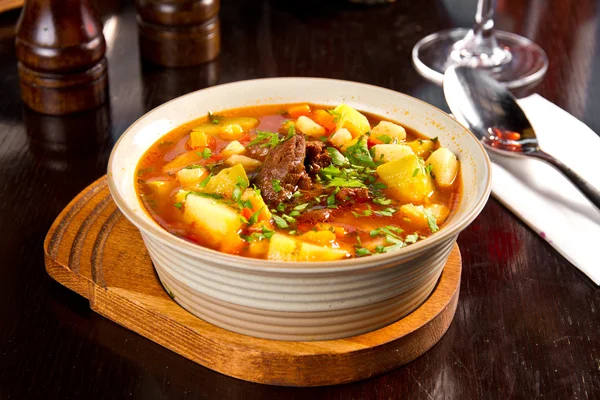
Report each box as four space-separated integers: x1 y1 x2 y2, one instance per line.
0 0 598 398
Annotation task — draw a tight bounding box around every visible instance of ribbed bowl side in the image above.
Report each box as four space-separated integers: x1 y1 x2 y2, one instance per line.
143 233 456 341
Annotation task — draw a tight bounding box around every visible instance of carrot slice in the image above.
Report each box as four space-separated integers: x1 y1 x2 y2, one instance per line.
312 109 337 133
288 104 311 118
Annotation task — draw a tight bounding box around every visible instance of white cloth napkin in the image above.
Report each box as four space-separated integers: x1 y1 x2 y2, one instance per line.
489 94 600 285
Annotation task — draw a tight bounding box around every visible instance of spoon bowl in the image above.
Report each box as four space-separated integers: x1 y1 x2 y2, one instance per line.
443 65 600 211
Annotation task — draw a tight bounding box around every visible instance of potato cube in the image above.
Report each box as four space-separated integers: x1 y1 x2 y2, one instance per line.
371 144 414 163
219 124 245 140
329 128 353 148
407 139 435 158
248 239 270 258
426 147 459 188
224 155 262 172
144 180 174 198
297 242 349 261
221 140 246 157
267 233 299 261
204 164 249 198
190 131 210 149
332 104 371 137
399 203 450 227
192 117 259 138
176 167 208 187
371 121 406 143
376 154 434 204
299 230 337 246
183 194 243 247
174 189 189 205
295 116 326 138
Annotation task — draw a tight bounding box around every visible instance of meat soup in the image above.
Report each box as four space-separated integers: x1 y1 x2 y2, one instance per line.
135 104 461 261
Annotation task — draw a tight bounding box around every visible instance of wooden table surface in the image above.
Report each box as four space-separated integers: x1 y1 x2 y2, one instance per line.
0 0 598 398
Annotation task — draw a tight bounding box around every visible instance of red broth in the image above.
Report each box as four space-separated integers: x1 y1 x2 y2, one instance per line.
135 104 461 261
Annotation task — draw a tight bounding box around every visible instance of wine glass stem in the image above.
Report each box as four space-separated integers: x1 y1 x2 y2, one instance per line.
451 0 512 68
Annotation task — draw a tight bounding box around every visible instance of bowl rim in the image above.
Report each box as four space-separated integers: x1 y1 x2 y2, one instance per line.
107 77 491 273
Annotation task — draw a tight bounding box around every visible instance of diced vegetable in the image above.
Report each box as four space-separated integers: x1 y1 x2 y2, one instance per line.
183 194 243 247
426 147 459 188
248 240 269 258
296 242 349 261
192 117 259 141
221 140 246 157
190 131 211 149
204 164 249 198
376 154 434 204
267 233 299 261
224 155 262 171
332 104 371 137
371 121 406 143
295 116 326 138
241 189 271 222
287 104 311 118
312 109 337 132
144 179 174 198
266 233 349 261
176 167 209 187
407 139 435 158
329 128 353 148
174 189 188 205
299 230 336 246
399 203 449 227
220 231 245 254
219 124 245 140
163 151 203 172
371 144 414 163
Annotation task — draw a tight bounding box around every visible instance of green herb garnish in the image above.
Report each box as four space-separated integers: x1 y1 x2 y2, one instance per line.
272 179 282 193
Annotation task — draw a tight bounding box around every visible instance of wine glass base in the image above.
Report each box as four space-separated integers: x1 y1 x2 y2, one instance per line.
412 28 548 89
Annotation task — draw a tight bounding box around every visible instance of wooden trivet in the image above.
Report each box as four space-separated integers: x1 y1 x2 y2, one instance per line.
44 176 462 387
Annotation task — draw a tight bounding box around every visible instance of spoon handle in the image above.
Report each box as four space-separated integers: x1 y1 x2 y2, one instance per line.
530 150 600 211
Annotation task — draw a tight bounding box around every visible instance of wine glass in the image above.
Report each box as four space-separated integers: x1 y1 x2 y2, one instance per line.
412 0 548 89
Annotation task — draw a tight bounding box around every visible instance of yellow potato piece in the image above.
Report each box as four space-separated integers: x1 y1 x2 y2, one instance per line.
221 140 246 157
224 155 262 171
203 164 249 198
426 147 459 188
329 128 353 148
176 167 208 187
371 144 414 163
144 179 174 198
333 104 371 137
183 194 243 248
192 117 259 141
295 116 326 137
376 154 434 204
299 230 337 246
371 121 406 142
190 131 210 149
406 139 435 158
267 233 299 261
297 242 349 262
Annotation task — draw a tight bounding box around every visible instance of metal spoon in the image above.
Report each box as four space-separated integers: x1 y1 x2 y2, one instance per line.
443 65 600 211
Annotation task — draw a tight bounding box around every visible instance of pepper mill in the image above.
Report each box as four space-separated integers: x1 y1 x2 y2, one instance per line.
15 0 108 115
136 0 220 67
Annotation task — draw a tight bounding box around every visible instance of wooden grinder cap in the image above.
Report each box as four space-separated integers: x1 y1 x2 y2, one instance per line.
136 0 221 67
15 0 108 115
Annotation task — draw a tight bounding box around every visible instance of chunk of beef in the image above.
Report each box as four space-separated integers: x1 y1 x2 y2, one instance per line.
335 188 370 204
295 208 340 225
255 135 310 207
245 143 270 161
304 141 331 175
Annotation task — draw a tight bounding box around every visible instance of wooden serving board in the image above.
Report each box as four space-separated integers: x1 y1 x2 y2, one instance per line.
44 176 462 387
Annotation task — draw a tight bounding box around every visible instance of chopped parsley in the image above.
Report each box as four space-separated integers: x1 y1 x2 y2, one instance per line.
377 134 392 144
273 215 289 228
373 197 392 205
247 207 264 225
327 108 342 122
198 173 212 188
405 233 419 244
327 177 366 188
200 148 212 159
184 164 204 169
424 209 439 233
187 191 223 200
374 207 397 217
355 247 371 257
327 147 349 166
272 179 282 193
173 202 182 209
248 130 281 148
346 136 377 168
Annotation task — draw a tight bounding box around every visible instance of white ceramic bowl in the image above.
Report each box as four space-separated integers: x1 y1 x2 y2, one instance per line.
108 78 491 341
